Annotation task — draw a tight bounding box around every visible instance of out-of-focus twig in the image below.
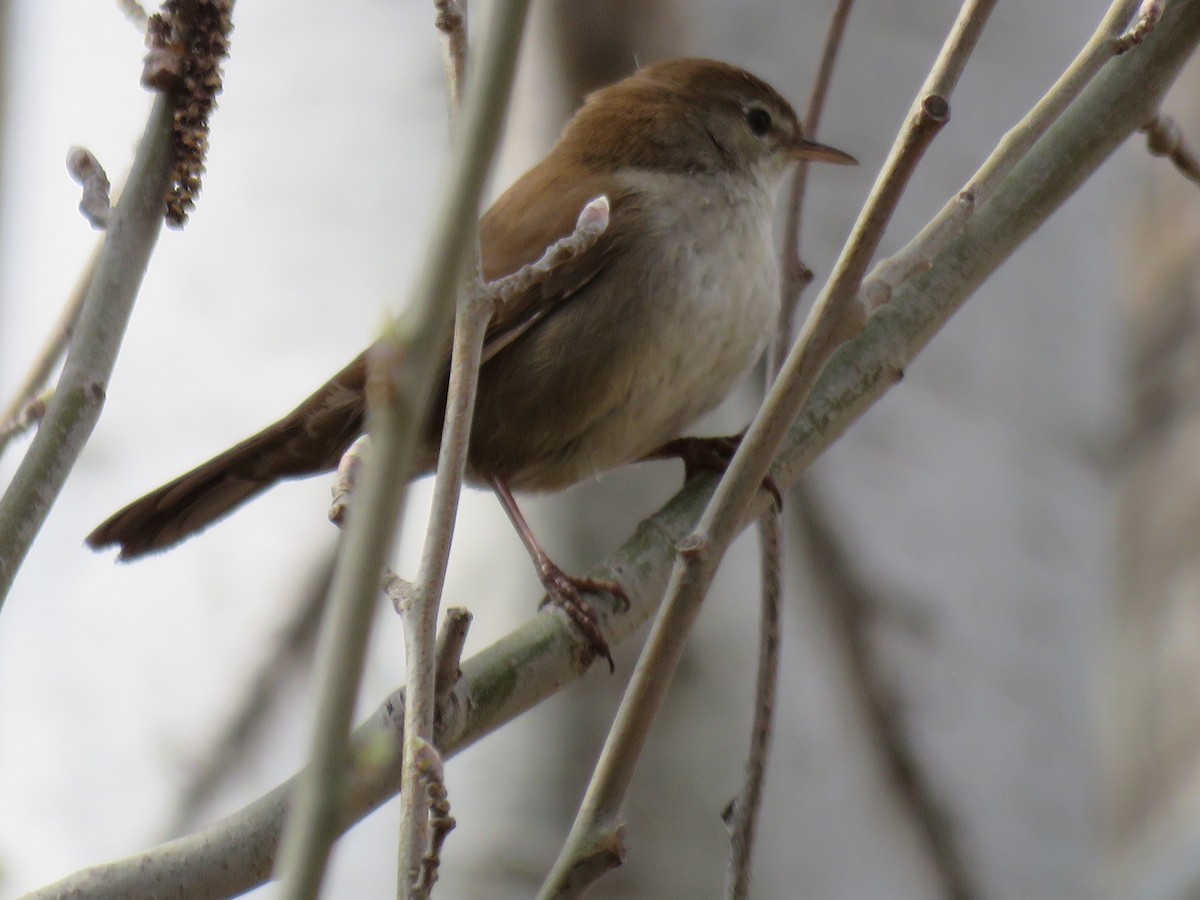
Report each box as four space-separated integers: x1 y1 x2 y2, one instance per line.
792 487 979 899
0 95 176 610
0 241 101 460
726 4 857 897
166 551 335 837
117 0 149 26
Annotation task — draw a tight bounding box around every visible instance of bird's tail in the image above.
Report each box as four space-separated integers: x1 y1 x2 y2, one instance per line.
87 353 370 561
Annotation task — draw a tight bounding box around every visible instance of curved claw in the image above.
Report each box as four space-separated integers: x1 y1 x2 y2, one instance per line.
538 569 627 673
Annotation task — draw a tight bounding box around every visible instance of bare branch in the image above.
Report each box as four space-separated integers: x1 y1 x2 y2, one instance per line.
398 189 607 892
0 95 177 609
0 242 99 461
859 0 1148 309
734 3 858 894
486 195 609 307
778 0 856 322
723 512 784 900
396 4 474 889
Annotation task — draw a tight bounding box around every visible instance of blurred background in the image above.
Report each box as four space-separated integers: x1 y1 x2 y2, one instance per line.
0 1 1197 897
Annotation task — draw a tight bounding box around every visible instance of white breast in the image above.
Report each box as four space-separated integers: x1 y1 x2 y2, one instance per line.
568 168 781 480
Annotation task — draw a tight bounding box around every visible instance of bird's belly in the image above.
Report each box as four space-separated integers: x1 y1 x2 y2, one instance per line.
474 228 778 492
468 168 782 492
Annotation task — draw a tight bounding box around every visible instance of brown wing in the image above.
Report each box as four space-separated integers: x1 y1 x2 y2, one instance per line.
478 160 629 361
86 353 369 559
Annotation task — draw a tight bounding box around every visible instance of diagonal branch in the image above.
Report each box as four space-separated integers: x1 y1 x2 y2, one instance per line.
0 95 176 609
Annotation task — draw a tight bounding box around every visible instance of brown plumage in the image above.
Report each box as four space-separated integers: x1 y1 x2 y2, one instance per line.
87 58 854 562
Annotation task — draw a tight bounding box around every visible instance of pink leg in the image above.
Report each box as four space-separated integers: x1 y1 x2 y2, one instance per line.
491 477 627 672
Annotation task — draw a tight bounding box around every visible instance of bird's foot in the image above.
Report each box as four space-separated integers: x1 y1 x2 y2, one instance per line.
651 433 783 510
537 565 629 673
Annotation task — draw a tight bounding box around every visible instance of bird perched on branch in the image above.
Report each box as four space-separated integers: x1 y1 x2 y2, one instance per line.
88 58 855 667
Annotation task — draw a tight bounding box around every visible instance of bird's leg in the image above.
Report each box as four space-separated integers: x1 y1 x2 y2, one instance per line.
645 433 783 510
490 477 627 672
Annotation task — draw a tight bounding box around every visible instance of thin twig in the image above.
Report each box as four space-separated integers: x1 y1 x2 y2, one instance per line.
778 0 856 321
1142 111 1200 184
539 1 995 893
397 195 608 887
727 4 857 895
0 95 176 609
397 6 474 889
26 8 1200 892
0 233 95 458
723 511 784 900
858 0 1149 308
274 5 531 899
792 487 979 899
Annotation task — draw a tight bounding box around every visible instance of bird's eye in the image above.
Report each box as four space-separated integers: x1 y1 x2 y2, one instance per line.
745 107 772 137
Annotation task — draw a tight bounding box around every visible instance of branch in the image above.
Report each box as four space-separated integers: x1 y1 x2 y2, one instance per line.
539 1 997 893
274 4 531 898
0 95 176 609
859 0 1152 310
24 1 1200 896
396 3 474 890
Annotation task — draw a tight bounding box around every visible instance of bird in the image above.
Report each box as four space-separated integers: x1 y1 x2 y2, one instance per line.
88 58 855 666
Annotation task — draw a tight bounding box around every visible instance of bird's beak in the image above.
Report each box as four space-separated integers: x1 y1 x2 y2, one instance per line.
791 136 857 166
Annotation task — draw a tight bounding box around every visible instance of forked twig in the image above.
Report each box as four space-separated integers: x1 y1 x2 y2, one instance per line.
859 0 1157 309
